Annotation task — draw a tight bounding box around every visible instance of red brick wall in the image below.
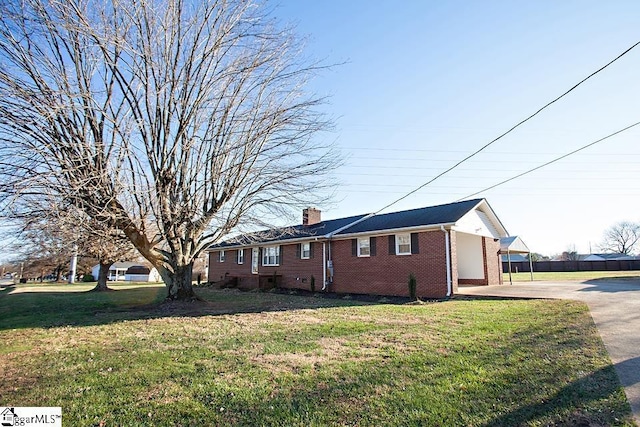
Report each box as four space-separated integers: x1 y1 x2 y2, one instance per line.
208 243 324 291
208 248 256 289
484 237 503 285
329 230 449 298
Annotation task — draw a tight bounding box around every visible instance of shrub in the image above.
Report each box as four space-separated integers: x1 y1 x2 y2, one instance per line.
82 274 95 282
408 273 417 300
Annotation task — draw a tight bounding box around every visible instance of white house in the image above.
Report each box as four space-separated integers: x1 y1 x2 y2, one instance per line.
91 262 161 282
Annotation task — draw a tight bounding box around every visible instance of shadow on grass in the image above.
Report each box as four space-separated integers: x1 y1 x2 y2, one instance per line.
483 360 634 427
0 285 375 331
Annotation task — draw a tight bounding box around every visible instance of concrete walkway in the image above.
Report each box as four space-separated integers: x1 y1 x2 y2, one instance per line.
459 279 640 424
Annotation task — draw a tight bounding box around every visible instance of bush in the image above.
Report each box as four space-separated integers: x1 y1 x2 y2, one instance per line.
408 273 417 300
82 274 95 282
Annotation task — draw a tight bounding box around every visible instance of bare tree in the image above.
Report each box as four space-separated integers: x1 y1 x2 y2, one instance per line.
10 199 136 288
0 0 338 299
16 225 72 282
557 245 579 261
599 221 640 255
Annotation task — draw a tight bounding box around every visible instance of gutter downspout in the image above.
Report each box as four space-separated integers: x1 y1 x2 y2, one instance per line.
322 241 327 291
322 239 333 291
507 249 513 285
441 226 452 297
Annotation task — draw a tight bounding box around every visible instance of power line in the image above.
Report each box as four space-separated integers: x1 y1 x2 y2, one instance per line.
346 158 640 165
334 171 640 179
455 121 640 201
348 155 640 162
371 39 640 215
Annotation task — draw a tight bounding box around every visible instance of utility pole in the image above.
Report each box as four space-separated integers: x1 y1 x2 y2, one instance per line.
69 245 78 284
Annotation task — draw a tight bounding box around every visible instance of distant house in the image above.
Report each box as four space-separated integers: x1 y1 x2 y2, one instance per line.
91 262 161 282
125 265 162 282
207 199 510 298
581 253 635 261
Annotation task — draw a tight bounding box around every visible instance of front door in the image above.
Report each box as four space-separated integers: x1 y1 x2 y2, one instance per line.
251 247 259 274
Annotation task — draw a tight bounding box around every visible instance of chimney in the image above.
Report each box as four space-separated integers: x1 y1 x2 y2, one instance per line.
302 207 321 225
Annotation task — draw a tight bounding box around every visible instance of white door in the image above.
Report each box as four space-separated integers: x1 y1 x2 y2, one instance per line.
251 247 259 274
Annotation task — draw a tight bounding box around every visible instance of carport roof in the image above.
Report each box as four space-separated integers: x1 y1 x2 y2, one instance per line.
500 236 530 254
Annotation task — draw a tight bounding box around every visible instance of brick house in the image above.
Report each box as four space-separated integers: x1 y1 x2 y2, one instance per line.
207 199 509 298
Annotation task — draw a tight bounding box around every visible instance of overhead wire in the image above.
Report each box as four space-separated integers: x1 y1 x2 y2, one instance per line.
370 39 640 215
455 121 640 201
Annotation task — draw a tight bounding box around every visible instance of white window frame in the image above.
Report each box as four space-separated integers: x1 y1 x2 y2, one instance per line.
237 249 244 264
301 242 311 259
262 245 280 266
219 250 225 262
357 237 370 257
396 233 411 255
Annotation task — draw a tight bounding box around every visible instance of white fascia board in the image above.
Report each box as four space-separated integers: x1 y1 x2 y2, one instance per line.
206 235 326 251
330 222 456 240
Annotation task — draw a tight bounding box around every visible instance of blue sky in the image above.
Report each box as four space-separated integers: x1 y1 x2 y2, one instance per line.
276 0 640 256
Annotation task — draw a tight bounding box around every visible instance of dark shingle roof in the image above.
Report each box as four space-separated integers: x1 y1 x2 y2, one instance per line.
210 199 486 249
213 213 368 248
126 266 151 275
334 199 483 235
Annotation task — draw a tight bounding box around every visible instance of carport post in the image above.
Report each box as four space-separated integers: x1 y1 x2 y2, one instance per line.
529 255 534 282
507 250 512 285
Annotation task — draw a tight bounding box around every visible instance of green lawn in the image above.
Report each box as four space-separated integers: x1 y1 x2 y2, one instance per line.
504 270 640 282
0 283 634 426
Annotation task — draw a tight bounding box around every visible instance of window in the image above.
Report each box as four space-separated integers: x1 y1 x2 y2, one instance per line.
219 250 225 262
357 238 370 257
396 233 411 255
237 249 244 264
301 242 311 259
262 246 280 266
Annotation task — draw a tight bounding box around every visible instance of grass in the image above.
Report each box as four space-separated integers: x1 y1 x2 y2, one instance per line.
0 282 634 426
504 270 640 282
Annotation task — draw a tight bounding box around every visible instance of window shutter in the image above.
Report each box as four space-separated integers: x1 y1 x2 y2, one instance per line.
388 235 396 255
370 237 377 256
309 242 314 258
296 244 301 259
277 246 282 265
351 239 357 256
411 233 419 254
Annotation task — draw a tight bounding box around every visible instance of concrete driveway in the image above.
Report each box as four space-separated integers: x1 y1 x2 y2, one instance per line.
459 279 640 424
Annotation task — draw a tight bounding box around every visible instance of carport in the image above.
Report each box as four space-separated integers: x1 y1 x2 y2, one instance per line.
500 236 532 284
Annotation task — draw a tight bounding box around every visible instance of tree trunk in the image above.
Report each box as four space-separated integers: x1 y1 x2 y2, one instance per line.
159 262 196 300
92 261 113 292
